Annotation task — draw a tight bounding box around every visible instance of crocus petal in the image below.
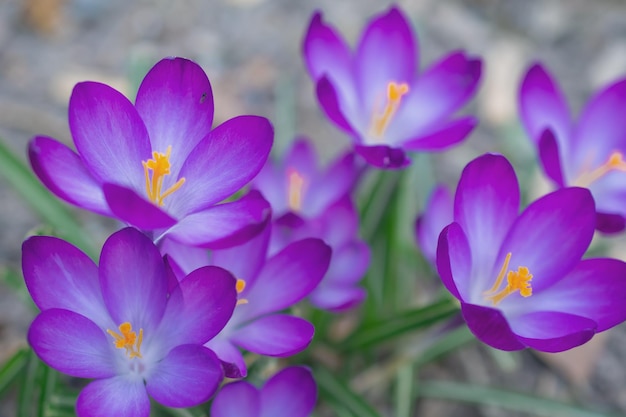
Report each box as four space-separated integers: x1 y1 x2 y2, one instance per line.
315 76 357 135
76 377 149 417
519 63 571 146
164 190 271 249
135 57 214 173
159 238 209 277
99 228 168 333
461 303 525 351
537 129 565 187
28 136 111 216
173 116 273 214
355 145 410 169
596 212 626 233
232 315 314 356
308 151 360 215
22 236 109 327
103 183 178 230
205 339 248 378
146 345 222 407
260 367 317 417
319 240 370 287
400 116 477 151
416 184 454 266
436 223 472 301
315 196 360 247
211 381 260 417
309 286 366 311
510 311 596 352
69 81 151 189
28 309 115 379
284 138 318 181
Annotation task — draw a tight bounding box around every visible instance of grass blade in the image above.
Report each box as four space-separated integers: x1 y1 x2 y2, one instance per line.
314 366 381 417
0 348 29 398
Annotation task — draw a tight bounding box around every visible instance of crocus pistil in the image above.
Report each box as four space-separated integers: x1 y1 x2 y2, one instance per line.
573 151 626 188
142 145 185 206
287 168 306 212
369 81 410 141
107 322 144 359
483 252 533 306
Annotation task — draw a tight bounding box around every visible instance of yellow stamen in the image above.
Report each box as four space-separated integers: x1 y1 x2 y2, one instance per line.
369 81 410 139
287 168 305 212
575 151 626 187
483 252 533 305
142 145 185 206
106 322 143 359
236 278 249 306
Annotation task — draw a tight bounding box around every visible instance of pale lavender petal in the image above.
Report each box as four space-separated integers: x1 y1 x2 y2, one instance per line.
211 380 260 417
307 151 360 215
284 138 319 180
232 315 314 356
135 57 214 172
537 129 565 187
159 237 209 277
205 339 248 378
510 311 596 352
315 196 360 247
260 367 317 417
436 223 471 301
76 377 149 417
28 309 115 379
29 136 111 216
461 303 525 351
253 161 287 213
355 145 410 169
400 116 477 151
103 183 178 230
309 286 366 311
146 345 223 407
416 184 454 265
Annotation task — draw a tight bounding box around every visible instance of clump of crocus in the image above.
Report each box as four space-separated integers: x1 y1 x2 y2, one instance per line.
253 138 369 310
162 221 331 378
519 63 626 233
437 154 626 352
415 184 453 267
211 366 317 417
24 228 237 417
29 57 272 247
303 6 482 168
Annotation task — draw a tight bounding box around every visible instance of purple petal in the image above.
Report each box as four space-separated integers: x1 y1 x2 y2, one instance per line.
232 315 314 356
308 151 361 215
510 311 596 352
461 303 525 351
28 309 115 379
316 76 357 135
159 237 210 277
146 345 223 407
69 82 151 189
103 183 178 230
314 196 360 247
436 223 471 301
205 339 248 378
173 116 273 214
285 138 318 180
319 240 370 287
99 228 168 334
164 190 271 249
28 136 111 216
76 377 149 417
355 145 410 169
596 212 626 233
253 160 288 213
415 184 454 265
260 367 317 417
309 286 366 312
211 380 260 417
400 116 477 151
22 236 109 327
135 57 214 173
537 129 565 187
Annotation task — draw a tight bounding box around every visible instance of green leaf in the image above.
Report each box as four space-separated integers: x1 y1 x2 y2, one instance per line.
17 350 45 417
0 348 29 398
314 366 381 417
414 326 475 367
418 381 620 417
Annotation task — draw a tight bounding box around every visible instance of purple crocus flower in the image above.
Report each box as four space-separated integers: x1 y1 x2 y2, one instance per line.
211 366 317 417
29 57 272 247
437 154 626 352
23 228 237 417
415 184 454 266
520 63 626 233
253 138 369 310
162 222 331 378
303 6 482 169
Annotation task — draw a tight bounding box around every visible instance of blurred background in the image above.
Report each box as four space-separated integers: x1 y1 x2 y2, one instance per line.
2 0 626 416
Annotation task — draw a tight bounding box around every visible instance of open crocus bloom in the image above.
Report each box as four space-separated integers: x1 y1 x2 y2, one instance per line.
415 184 454 267
29 57 272 247
303 6 481 169
24 228 237 417
520 63 626 233
437 154 626 352
211 366 317 417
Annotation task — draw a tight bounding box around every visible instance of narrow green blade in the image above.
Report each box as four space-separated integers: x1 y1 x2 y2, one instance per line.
314 366 381 417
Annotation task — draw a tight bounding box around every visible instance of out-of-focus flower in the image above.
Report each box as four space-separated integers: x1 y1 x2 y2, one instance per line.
437 154 626 352
162 222 331 378
303 6 481 169
520 62 626 233
253 138 369 310
211 366 317 417
415 184 454 266
29 57 272 247
24 228 236 417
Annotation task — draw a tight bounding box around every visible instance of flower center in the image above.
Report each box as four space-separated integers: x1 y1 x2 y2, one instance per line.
369 81 410 139
236 278 248 306
107 322 143 359
142 145 186 206
574 151 626 187
287 168 305 212
483 252 533 305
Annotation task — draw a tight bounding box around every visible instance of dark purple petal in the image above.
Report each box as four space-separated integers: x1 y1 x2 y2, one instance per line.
146 345 223 407
29 136 111 216
537 129 565 187
28 309 115 379
400 116 477 151
355 145 410 169
100 228 168 334
416 184 454 265
159 237 209 277
436 223 471 301
103 183 178 230
174 116 273 214
596 212 626 233
510 311 596 352
76 377 149 417
461 303 525 351
205 339 248 378
316 76 357 134
22 236 110 327
164 190 271 249
69 81 151 188
211 380 260 417
232 315 314 356
260 367 317 417
135 57 214 173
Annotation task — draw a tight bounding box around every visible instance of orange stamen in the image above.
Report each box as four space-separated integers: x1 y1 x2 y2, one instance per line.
287 168 305 212
142 145 185 206
575 151 626 187
236 278 248 306
106 322 143 359
370 81 410 139
483 252 533 306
